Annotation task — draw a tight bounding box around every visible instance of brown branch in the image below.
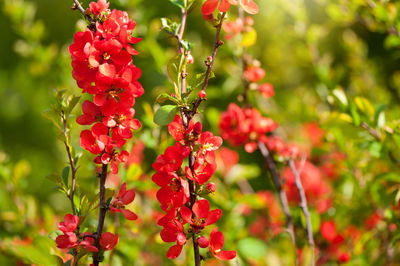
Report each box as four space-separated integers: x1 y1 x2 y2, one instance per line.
258 141 296 245
360 122 400 167
288 159 315 265
187 12 226 121
72 0 95 27
93 163 108 266
174 7 201 266
361 122 380 141
176 10 226 266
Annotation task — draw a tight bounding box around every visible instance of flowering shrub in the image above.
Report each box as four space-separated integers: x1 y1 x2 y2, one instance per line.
1 0 400 265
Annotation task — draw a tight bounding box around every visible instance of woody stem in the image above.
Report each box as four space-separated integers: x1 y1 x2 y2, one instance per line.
93 163 108 266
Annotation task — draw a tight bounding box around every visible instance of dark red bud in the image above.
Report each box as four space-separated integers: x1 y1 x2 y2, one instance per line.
198 90 206 99
197 236 209 248
206 182 216 193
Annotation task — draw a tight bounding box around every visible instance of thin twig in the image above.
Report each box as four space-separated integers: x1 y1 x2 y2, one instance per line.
237 12 295 245
258 141 296 245
360 122 400 167
288 159 315 266
176 10 226 266
93 163 108 266
361 122 380 141
187 12 226 121
61 111 78 216
72 0 95 24
175 7 201 266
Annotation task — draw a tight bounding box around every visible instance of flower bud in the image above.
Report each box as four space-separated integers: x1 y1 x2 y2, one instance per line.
187 52 194 64
193 122 203 135
198 90 206 99
206 182 216 193
197 236 209 248
245 16 254 26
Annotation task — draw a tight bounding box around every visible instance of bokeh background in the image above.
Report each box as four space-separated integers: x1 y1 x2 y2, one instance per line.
1 0 400 265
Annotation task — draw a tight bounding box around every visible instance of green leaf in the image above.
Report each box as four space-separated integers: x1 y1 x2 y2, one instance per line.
167 54 184 86
155 93 181 105
188 72 215 92
355 96 374 120
350 104 360 126
225 164 260 184
153 105 178 126
88 188 115 212
62 166 70 187
169 0 185 9
161 18 179 34
369 142 382 158
300 209 321 233
42 109 62 130
66 95 81 115
46 173 63 187
238 237 268 260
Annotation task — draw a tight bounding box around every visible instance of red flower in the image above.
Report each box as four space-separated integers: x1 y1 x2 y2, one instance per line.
56 232 99 252
55 233 78 249
201 0 231 16
244 66 265 82
100 232 119 250
229 0 258 14
338 252 351 263
80 129 106 154
201 0 258 16
365 212 381 230
88 0 109 16
216 147 238 174
58 214 79 233
76 100 102 125
219 103 277 152
180 199 221 232
258 83 275 98
321 221 337 242
69 30 94 61
153 143 191 172
166 244 184 259
223 18 244 39
153 172 190 211
209 227 236 260
168 115 192 142
103 108 141 139
199 131 223 154
110 182 137 220
160 220 186 246
283 161 331 213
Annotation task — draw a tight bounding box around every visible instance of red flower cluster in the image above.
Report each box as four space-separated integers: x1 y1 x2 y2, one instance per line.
318 220 356 263
282 161 332 213
152 115 235 260
201 0 258 17
219 103 278 153
55 214 118 253
69 0 143 174
223 16 254 40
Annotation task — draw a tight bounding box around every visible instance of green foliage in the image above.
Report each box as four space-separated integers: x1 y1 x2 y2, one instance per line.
1 0 400 264
153 104 178 126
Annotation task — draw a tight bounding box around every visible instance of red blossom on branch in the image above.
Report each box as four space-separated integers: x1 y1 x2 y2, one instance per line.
209 227 236 260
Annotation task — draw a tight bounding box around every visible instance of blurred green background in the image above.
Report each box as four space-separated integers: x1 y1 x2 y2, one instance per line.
1 0 400 265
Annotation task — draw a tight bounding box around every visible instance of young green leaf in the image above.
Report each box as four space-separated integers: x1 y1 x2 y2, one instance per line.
155 93 181 105
154 105 178 126
62 166 70 187
169 0 185 9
